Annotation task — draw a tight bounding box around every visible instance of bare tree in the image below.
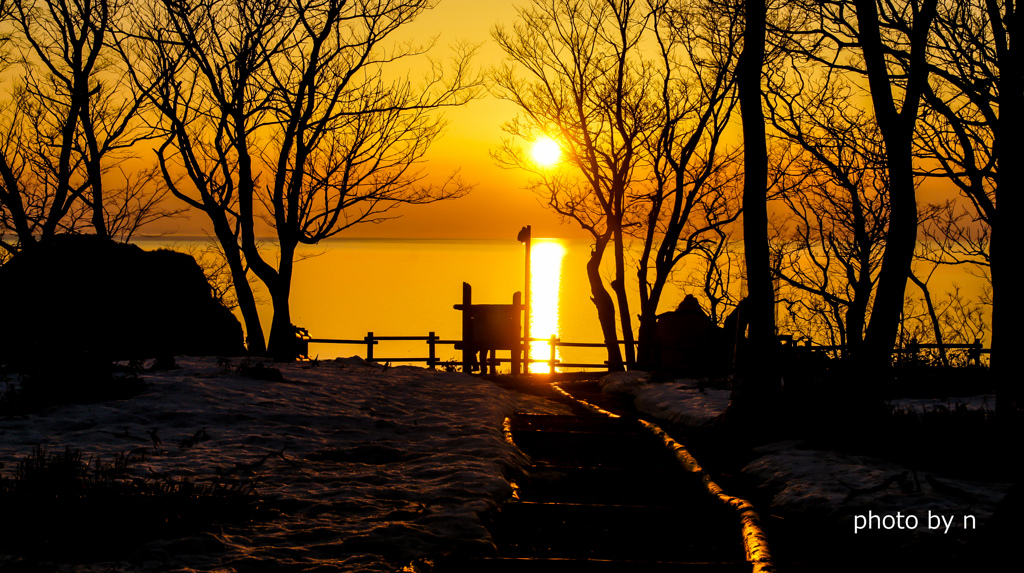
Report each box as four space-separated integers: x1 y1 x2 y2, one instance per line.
492 0 661 370
901 279 989 367
635 0 743 369
144 0 478 357
678 225 743 325
916 0 1018 414
0 0 167 249
493 0 742 371
780 0 936 369
733 0 782 398
911 205 991 366
132 0 278 354
765 60 889 355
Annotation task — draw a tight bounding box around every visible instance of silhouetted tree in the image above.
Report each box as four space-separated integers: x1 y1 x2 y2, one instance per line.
734 0 780 396
492 0 659 370
768 0 936 369
144 0 477 357
0 0 170 253
493 0 742 371
916 0 1019 414
134 0 282 355
636 0 743 369
766 63 889 354
803 0 937 367
913 202 991 366
682 228 743 326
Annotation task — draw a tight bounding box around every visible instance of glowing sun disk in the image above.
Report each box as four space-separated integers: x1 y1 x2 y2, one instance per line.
531 137 562 167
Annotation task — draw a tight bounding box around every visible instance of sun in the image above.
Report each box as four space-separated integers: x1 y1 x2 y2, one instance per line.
530 136 562 167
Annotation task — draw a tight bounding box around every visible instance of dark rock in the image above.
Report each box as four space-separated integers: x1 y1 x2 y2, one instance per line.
0 235 245 369
654 294 729 376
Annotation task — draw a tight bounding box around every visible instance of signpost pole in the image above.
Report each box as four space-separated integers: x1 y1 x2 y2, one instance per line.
518 225 532 374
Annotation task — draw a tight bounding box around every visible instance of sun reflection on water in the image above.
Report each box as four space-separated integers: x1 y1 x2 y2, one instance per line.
529 240 566 373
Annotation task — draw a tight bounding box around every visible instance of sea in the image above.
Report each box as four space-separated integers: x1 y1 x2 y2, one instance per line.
136 236 990 370
136 237 680 372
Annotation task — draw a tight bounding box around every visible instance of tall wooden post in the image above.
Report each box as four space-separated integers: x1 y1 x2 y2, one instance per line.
518 225 532 374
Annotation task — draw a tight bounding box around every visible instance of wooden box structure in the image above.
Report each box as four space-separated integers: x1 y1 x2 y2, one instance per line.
453 282 527 374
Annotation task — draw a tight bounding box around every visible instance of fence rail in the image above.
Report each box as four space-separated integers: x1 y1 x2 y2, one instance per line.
794 339 988 366
301 330 990 372
303 331 631 372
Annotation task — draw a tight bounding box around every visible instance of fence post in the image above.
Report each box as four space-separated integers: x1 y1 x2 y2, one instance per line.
460 283 473 373
512 291 522 375
549 335 557 374
428 332 437 370
971 339 981 366
366 332 374 362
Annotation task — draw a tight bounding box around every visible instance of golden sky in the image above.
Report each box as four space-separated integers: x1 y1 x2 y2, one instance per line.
153 0 962 242
339 0 586 240
157 0 590 241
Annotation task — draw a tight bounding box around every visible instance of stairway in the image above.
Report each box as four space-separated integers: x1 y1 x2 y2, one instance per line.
435 388 755 572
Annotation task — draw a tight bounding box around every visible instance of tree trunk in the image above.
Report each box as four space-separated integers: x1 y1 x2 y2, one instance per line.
266 240 296 361
210 218 266 355
845 277 871 354
989 0 1022 418
232 256 266 355
611 219 636 368
81 97 109 240
267 286 294 361
635 214 659 370
909 272 949 367
855 0 936 368
989 180 1019 419
588 233 624 371
736 0 778 396
636 309 658 371
636 251 673 371
862 137 917 367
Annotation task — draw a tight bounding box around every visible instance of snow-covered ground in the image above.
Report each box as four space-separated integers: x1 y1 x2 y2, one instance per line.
0 357 565 572
599 371 732 427
1 359 1010 570
597 371 1011 546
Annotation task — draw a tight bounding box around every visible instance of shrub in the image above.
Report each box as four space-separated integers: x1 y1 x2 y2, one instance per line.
0 445 259 561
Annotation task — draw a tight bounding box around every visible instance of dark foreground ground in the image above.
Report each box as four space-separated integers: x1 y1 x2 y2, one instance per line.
484 371 1019 573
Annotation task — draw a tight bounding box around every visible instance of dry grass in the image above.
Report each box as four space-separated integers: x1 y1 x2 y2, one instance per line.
0 445 260 562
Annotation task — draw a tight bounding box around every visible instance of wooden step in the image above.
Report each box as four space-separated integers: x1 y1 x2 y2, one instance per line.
518 466 709 506
433 410 754 572
492 501 743 562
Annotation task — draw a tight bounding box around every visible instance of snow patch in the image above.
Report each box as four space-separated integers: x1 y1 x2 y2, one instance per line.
887 394 996 415
598 372 730 427
597 370 651 393
742 441 1011 538
0 356 537 571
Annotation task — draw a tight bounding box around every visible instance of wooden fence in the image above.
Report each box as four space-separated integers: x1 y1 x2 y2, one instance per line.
792 338 988 366
299 330 990 372
302 331 629 372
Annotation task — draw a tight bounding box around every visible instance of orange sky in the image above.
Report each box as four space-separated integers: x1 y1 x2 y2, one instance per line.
151 0 967 242
365 0 588 239
155 0 591 241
